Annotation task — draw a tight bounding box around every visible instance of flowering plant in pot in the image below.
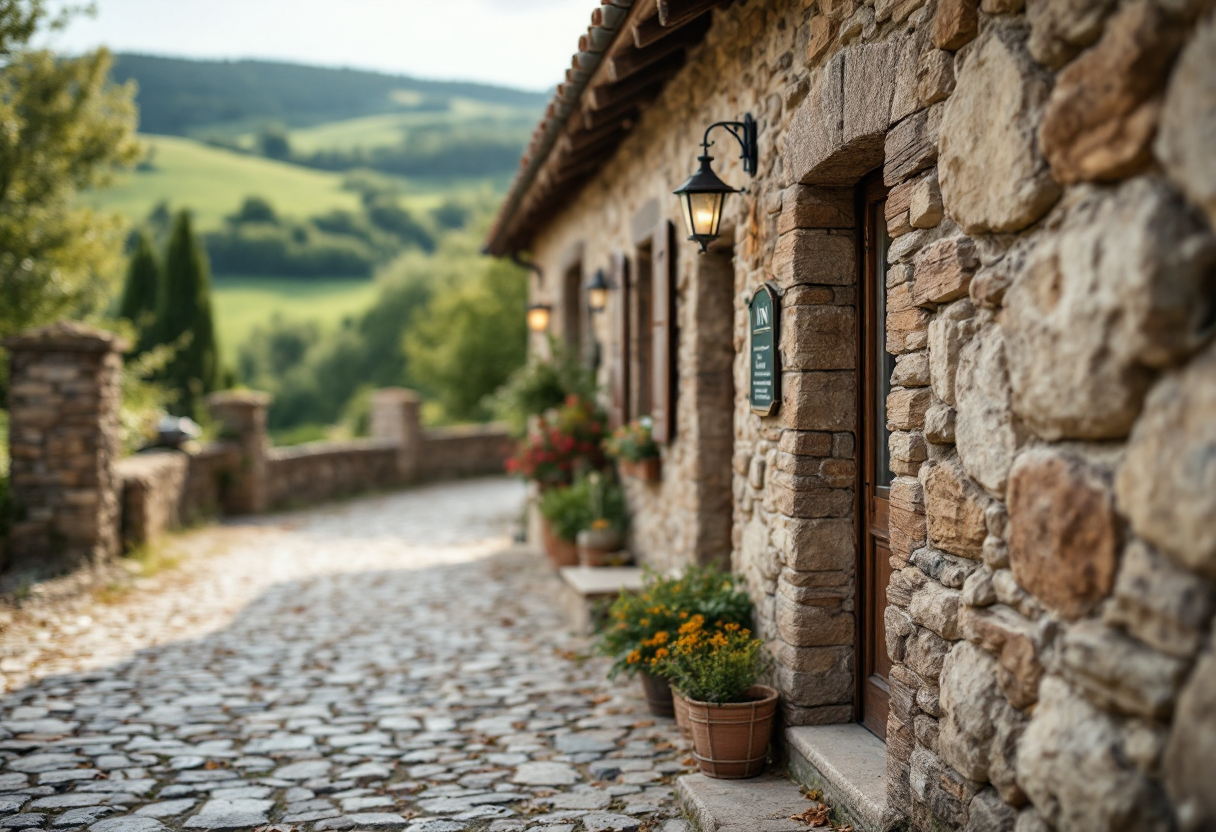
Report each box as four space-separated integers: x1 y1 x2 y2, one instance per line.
595 565 752 718
537 480 593 569
505 395 606 488
604 417 660 480
576 473 629 567
652 615 775 779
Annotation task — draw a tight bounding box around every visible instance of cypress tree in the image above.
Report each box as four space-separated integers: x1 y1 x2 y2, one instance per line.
117 231 163 352
157 210 221 415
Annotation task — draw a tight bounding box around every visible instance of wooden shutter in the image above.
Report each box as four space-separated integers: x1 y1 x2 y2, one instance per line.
651 221 677 444
608 253 631 430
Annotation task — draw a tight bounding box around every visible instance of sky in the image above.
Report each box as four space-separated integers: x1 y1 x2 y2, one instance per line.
46 0 595 92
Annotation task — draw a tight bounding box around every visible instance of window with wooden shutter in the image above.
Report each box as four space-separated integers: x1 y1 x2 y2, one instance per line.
630 243 654 421
609 253 631 430
651 220 677 444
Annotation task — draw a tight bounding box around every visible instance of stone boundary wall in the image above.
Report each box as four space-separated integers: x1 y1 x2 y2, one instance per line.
265 440 400 510
519 0 1216 830
419 425 514 481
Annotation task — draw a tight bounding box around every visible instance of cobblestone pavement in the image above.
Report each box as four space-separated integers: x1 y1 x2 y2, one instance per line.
0 478 692 832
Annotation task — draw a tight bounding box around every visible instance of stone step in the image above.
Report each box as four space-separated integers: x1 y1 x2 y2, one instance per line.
677 772 812 832
786 724 897 832
557 565 645 634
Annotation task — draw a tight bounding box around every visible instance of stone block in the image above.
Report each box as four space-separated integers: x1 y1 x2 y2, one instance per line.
964 788 1017 832
889 432 928 467
909 170 945 229
891 352 930 388
923 458 989 558
1058 619 1189 720
904 626 951 681
781 371 855 432
955 324 1024 498
1040 1 1187 184
959 604 1044 709
919 50 956 107
1007 448 1118 620
911 237 977 307
1019 677 1174 832
776 594 854 647
925 403 956 445
1117 342 1216 581
1164 647 1216 831
933 0 979 50
772 230 856 288
890 505 927 565
1157 13 1216 232
887 387 932 431
888 565 929 609
887 307 932 354
777 186 853 233
780 304 856 371
961 567 997 607
1026 0 1119 69
927 298 976 407
786 51 886 186
939 642 1023 785
908 581 961 640
774 656 854 707
1104 539 1216 660
938 28 1061 234
911 546 977 589
884 105 942 186
1003 182 1216 442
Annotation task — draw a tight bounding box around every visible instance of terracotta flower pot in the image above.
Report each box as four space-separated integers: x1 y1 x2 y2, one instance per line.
540 518 579 569
639 670 675 718
673 690 692 739
633 457 661 481
678 685 778 779
618 459 636 478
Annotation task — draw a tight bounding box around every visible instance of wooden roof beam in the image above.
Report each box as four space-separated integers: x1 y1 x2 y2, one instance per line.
607 15 710 81
585 51 686 111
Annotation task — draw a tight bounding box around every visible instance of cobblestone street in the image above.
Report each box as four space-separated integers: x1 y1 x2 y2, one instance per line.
0 478 690 832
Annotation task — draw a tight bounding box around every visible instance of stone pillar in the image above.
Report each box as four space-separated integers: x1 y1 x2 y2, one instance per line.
206 390 270 514
3 323 128 574
370 388 422 483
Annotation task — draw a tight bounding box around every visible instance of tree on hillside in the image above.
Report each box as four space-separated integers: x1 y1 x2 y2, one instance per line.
0 3 140 399
117 232 164 352
156 210 221 415
404 258 527 421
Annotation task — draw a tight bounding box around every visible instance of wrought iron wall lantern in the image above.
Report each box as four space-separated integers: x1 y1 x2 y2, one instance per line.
526 303 552 332
586 269 610 313
673 113 758 253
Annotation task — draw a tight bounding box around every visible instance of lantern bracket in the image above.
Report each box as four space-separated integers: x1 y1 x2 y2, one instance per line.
700 114 758 177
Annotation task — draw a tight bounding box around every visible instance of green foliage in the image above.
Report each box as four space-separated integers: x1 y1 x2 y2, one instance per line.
227 196 279 225
155 210 220 415
491 338 599 437
256 126 291 160
117 231 163 351
596 566 753 680
404 257 526 421
538 481 595 543
118 339 178 454
0 18 141 395
653 618 768 705
430 200 469 230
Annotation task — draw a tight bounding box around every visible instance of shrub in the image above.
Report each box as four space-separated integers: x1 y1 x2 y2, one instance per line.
652 617 768 704
596 565 753 679
491 338 597 437
505 395 606 487
538 481 594 543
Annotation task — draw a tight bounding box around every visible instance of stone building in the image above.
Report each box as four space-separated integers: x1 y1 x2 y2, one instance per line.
485 0 1216 829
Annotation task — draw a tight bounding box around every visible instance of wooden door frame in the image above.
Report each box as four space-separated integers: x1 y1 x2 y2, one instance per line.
855 172 892 738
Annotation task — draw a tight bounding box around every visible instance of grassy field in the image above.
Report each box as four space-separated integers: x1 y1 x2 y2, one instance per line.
211 276 381 366
85 135 364 231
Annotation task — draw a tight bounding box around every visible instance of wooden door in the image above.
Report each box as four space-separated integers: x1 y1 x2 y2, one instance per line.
859 176 894 741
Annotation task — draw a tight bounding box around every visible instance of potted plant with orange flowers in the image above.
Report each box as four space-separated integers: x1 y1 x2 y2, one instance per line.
605 416 661 481
651 615 776 779
575 473 628 567
596 566 753 719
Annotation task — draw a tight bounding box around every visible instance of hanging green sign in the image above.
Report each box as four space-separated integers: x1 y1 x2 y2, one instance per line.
748 283 780 416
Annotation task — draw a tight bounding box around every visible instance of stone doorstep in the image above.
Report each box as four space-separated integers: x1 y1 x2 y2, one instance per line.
557 566 645 635
786 724 896 832
677 772 811 832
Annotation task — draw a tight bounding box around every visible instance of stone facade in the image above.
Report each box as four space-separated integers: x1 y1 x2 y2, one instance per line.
500 0 1216 828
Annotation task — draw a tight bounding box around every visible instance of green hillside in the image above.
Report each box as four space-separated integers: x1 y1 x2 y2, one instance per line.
110 53 549 137
85 135 363 230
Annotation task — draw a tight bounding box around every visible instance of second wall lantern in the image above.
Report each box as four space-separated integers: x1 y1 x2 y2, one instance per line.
674 114 758 253
587 269 610 313
526 302 552 333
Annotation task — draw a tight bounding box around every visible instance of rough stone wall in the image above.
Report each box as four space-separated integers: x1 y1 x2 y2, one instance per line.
2 324 127 574
265 441 401 510
419 425 514 481
521 0 1216 829
116 451 189 550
